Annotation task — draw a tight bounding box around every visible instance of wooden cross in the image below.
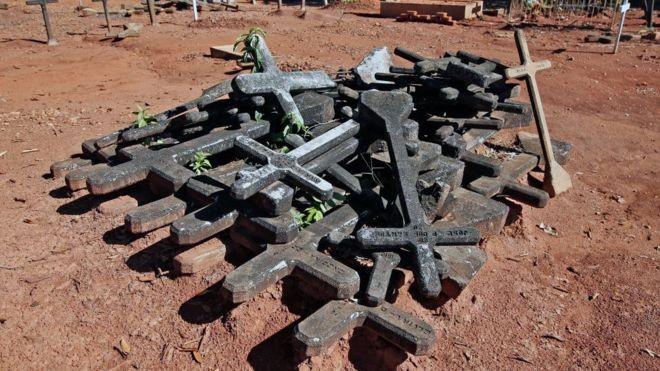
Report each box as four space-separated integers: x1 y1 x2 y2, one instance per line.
91 0 111 33
25 0 58 46
505 29 572 197
232 36 336 126
613 0 630 54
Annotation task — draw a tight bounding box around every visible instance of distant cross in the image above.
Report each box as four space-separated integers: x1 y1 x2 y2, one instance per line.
91 0 111 33
356 91 481 298
26 0 58 46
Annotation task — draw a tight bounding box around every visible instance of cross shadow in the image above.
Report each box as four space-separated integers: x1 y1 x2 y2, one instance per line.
178 279 238 324
55 184 153 216
125 236 187 272
348 327 408 371
247 321 307 371
0 38 48 44
56 192 101 215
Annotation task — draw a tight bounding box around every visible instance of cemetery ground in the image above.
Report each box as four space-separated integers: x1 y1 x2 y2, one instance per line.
0 0 658 369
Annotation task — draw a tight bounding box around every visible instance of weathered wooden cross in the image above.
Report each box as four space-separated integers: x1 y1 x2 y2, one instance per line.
505 29 572 197
26 0 58 46
91 0 111 33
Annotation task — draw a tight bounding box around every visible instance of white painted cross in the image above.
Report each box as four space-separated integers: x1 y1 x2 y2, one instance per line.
613 0 630 54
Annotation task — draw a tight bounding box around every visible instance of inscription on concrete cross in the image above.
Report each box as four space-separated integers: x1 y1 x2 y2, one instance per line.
357 91 480 298
232 120 360 201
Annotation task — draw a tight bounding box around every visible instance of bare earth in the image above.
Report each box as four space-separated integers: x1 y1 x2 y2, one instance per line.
0 1 658 369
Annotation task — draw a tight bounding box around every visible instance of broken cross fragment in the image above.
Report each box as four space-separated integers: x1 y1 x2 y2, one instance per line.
468 153 550 207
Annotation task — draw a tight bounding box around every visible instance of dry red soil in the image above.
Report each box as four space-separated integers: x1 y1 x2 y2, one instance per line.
0 0 658 369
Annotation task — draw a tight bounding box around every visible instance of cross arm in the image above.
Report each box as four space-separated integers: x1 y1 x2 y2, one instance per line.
288 164 334 200
505 60 552 80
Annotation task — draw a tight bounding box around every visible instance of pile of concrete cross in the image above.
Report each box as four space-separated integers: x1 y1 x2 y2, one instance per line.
51 30 572 358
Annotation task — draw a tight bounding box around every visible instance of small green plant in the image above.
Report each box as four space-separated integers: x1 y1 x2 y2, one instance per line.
268 112 311 151
133 105 157 128
292 193 345 230
189 151 212 175
233 27 267 73
281 112 311 138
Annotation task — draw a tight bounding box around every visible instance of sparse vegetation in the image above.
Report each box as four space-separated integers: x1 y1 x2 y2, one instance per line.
133 105 157 128
233 27 267 73
189 151 212 175
292 193 345 230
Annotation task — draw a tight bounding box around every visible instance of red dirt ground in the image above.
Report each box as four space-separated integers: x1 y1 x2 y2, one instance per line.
0 0 658 369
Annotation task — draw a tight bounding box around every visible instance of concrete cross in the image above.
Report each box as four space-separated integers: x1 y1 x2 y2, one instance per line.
468 153 550 208
231 119 360 201
222 204 363 304
294 300 436 356
232 36 336 126
85 120 270 195
170 136 358 245
505 29 572 197
356 91 481 298
26 0 58 46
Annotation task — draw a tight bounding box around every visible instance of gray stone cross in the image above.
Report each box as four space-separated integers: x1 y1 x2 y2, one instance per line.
222 204 363 303
356 91 481 298
26 0 58 46
232 36 336 126
85 120 270 195
468 153 549 208
294 300 436 356
231 119 360 201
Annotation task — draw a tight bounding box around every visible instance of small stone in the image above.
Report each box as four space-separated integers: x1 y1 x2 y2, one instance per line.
115 23 143 39
98 195 139 215
80 7 98 16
